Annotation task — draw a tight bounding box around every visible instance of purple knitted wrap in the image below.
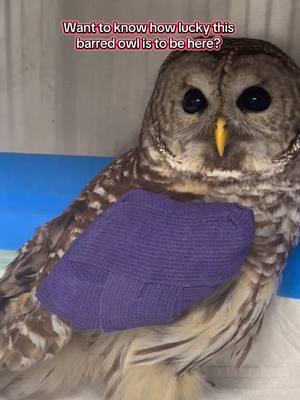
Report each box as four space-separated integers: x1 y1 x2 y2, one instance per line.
37 189 255 332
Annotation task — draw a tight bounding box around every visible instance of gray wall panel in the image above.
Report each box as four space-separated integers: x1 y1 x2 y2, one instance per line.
0 0 299 156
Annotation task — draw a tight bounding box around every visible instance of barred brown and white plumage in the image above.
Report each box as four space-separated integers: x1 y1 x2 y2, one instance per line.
1 37 300 399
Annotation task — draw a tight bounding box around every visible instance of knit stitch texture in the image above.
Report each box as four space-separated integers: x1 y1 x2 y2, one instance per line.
37 189 255 331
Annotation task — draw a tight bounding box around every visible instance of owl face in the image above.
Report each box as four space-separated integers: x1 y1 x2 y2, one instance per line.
141 39 300 177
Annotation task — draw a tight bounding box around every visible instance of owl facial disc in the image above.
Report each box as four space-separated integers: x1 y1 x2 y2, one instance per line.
273 134 300 166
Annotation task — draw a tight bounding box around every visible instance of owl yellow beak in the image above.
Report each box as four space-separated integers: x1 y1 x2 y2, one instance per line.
214 117 228 157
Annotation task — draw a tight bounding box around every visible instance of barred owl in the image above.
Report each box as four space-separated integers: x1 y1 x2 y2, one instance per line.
1 37 300 400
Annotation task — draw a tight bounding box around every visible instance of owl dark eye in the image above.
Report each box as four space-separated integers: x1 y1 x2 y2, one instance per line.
182 88 208 114
237 86 271 112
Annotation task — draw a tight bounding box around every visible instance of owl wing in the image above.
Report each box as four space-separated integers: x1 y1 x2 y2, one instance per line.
0 150 137 371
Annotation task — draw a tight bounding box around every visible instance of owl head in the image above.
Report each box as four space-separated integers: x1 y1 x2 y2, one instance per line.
140 38 300 179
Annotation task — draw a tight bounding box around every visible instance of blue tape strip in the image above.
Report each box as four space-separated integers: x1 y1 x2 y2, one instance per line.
0 152 299 299
277 245 300 298
0 152 113 249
